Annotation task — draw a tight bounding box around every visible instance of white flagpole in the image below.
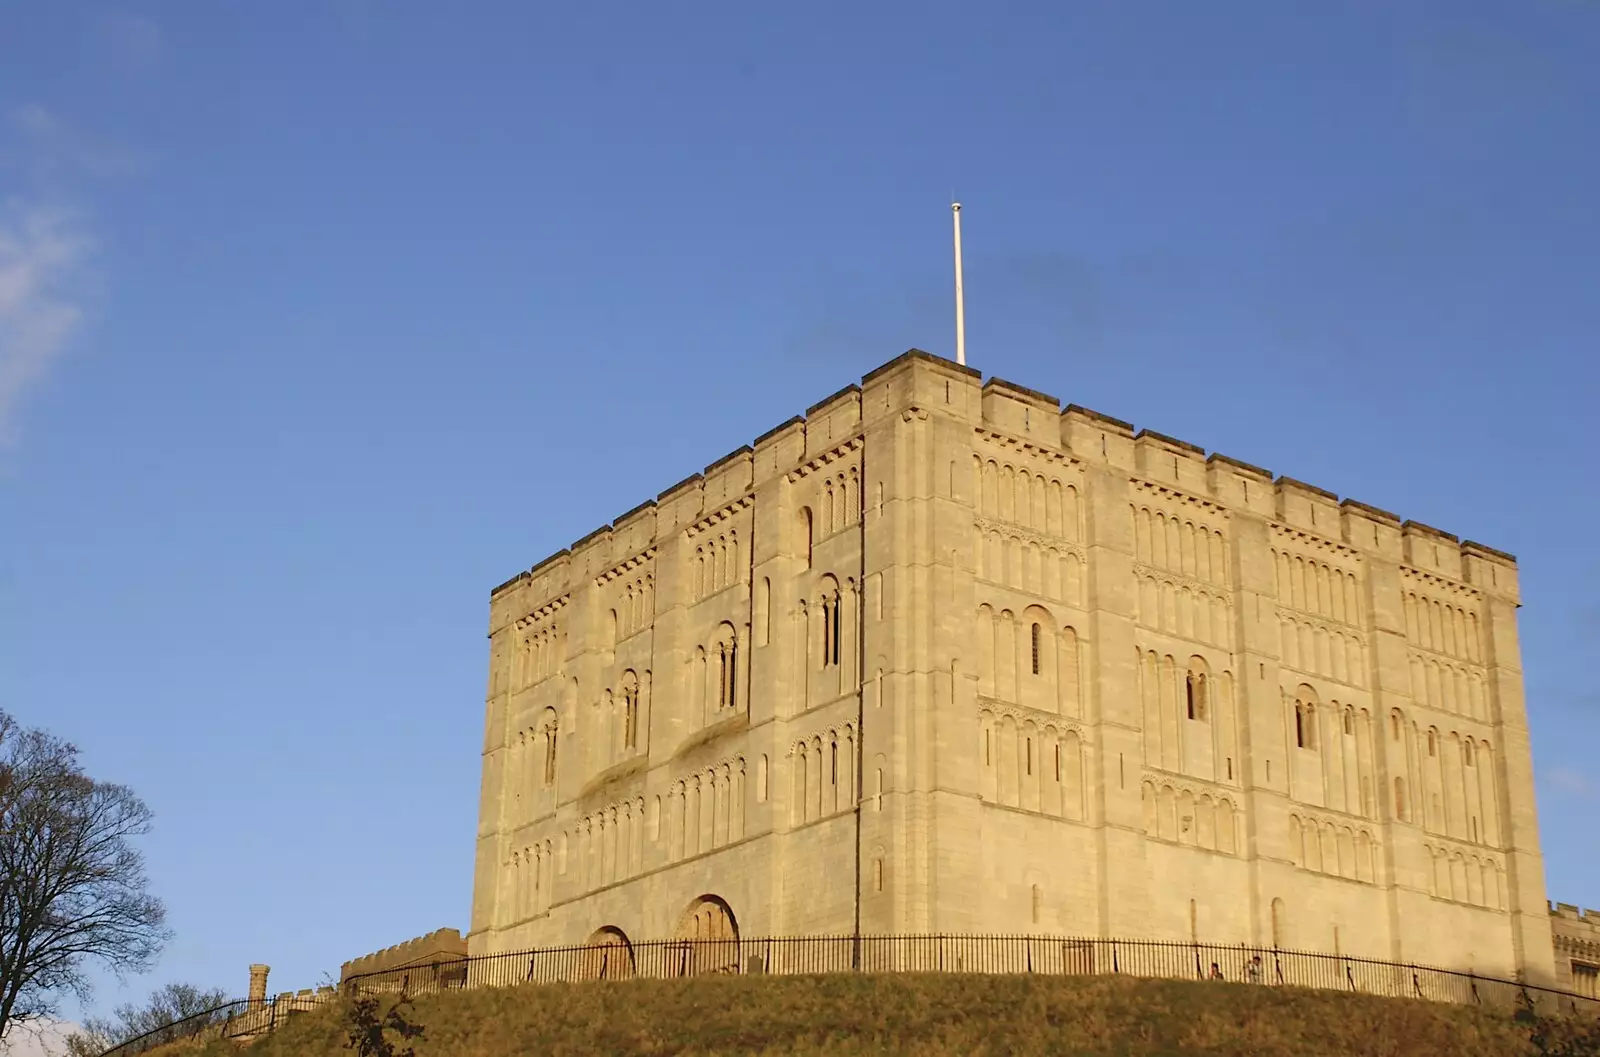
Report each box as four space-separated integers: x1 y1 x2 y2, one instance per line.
952 201 966 366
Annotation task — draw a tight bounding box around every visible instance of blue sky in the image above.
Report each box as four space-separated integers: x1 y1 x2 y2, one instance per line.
2 0 1596 1019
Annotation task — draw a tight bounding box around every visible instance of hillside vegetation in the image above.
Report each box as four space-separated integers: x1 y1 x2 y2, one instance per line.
158 973 1594 1057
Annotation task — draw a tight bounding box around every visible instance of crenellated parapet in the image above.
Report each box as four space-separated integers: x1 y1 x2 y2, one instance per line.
492 349 1519 647
1550 902 1600 997
487 351 969 634
339 927 467 984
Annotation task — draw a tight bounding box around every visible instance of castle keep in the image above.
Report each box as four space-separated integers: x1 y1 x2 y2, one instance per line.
468 349 1559 983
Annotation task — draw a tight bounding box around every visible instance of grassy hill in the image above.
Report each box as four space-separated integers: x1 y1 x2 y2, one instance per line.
155 972 1594 1057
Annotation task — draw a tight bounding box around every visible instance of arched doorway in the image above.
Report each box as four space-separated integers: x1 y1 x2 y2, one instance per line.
579 926 635 981
672 895 739 975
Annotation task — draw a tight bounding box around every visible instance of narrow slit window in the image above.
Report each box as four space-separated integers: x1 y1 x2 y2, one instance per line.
1030 623 1042 675
830 596 842 666
820 598 832 665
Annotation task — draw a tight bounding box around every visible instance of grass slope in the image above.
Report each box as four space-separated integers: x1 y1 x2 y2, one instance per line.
169 973 1570 1057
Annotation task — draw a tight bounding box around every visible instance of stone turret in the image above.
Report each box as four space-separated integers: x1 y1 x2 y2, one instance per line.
247 964 270 1010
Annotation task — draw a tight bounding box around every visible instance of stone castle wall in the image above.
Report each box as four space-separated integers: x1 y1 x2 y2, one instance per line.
339 928 468 984
1551 903 1600 998
469 349 1559 985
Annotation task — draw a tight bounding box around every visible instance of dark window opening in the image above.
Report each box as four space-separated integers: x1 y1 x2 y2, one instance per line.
830 597 842 666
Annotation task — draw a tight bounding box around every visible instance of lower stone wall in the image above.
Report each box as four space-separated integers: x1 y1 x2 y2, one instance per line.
340 927 468 985
1551 903 1600 999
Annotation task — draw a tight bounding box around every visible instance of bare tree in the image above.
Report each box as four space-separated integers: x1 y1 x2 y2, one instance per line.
63 982 232 1056
0 711 169 1049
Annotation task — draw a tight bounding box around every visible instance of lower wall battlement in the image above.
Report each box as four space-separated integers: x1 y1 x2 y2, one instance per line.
339 927 466 982
1551 902 1600 924
1550 902 1600 999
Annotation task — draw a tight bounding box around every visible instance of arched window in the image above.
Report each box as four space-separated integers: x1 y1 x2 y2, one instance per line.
716 647 729 709
797 507 814 568
1427 729 1437 757
819 580 842 667
1394 777 1408 821
831 593 841 666
755 577 771 647
1294 703 1312 748
720 644 736 709
1464 739 1474 767
621 672 640 750
1186 672 1208 721
540 708 559 786
1343 707 1354 736
1030 623 1041 675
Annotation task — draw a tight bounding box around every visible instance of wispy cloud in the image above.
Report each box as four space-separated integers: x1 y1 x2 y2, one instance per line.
4 103 143 182
0 104 112 444
0 198 92 441
1546 767 1594 797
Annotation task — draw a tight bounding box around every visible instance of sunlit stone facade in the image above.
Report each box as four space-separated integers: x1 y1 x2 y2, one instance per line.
468 350 1557 984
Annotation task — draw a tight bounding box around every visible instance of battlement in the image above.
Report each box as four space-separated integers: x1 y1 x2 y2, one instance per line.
339 927 467 982
489 348 970 624
1551 902 1600 927
489 348 1520 626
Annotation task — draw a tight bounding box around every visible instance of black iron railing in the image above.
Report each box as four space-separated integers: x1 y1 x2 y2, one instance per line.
99 933 1600 1055
341 932 1600 1018
95 991 334 1056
